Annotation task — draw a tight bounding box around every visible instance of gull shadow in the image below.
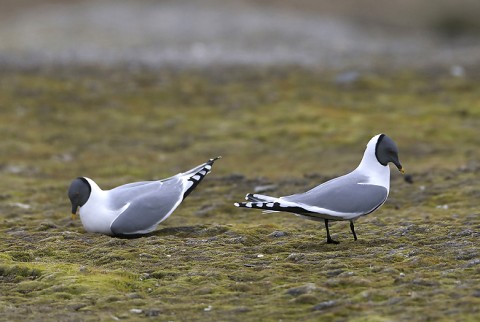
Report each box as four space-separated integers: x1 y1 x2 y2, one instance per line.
114 225 230 239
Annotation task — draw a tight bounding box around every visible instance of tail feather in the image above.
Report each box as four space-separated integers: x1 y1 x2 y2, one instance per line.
183 156 221 199
234 200 308 214
235 199 343 221
237 193 283 210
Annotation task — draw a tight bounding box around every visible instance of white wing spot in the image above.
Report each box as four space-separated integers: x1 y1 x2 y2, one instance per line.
199 170 207 176
266 203 274 207
234 203 240 207
185 181 194 189
246 202 252 208
205 165 212 170
192 175 201 181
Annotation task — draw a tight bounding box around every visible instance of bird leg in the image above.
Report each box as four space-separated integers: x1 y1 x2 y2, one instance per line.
350 220 358 241
324 219 339 244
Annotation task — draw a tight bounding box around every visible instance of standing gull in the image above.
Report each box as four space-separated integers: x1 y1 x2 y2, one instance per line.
68 157 221 236
235 134 404 244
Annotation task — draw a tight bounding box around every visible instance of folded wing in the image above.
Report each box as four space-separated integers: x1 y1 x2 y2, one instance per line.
109 157 220 235
236 173 388 220
109 178 184 235
282 180 388 219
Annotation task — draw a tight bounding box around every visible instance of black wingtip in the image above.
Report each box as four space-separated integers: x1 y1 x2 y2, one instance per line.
182 157 220 200
208 156 222 164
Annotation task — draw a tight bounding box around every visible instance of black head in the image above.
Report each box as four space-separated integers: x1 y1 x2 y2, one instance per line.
375 134 404 173
68 177 91 215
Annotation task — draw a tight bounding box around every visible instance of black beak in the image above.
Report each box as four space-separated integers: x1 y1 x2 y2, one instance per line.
393 159 404 174
71 204 78 221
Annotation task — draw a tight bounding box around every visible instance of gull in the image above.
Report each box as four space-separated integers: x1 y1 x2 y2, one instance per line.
68 157 221 236
235 134 403 244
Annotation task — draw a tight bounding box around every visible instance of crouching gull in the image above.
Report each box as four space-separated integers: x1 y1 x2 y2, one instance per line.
235 134 404 244
68 157 221 236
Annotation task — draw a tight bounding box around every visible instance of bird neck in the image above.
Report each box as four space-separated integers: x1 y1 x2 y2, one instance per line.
78 178 115 234
355 139 391 189
83 177 103 193
81 178 107 207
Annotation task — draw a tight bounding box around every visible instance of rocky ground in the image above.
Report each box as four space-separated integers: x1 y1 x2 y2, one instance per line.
0 67 479 321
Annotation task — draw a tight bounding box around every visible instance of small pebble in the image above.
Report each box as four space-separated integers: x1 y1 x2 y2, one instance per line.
70 303 87 311
139 253 153 258
268 231 288 238
126 293 142 299
11 202 31 209
144 309 162 317
231 307 250 313
404 174 414 184
326 269 344 277
312 300 337 311
287 253 306 262
286 283 316 296
130 309 143 314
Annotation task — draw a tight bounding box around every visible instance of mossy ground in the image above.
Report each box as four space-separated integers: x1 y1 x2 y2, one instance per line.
0 66 479 321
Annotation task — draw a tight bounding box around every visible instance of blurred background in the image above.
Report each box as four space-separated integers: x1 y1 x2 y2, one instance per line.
2 0 480 69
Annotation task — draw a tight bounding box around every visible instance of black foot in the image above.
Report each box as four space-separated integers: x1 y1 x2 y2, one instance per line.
324 219 339 244
327 238 340 244
350 220 358 241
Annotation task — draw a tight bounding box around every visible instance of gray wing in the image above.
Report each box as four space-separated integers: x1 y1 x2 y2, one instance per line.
282 173 388 215
109 177 185 235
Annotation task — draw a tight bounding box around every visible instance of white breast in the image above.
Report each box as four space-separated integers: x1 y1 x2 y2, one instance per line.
78 179 123 235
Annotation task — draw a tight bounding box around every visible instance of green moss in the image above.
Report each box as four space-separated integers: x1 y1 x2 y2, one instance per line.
0 67 479 321
0 265 42 282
